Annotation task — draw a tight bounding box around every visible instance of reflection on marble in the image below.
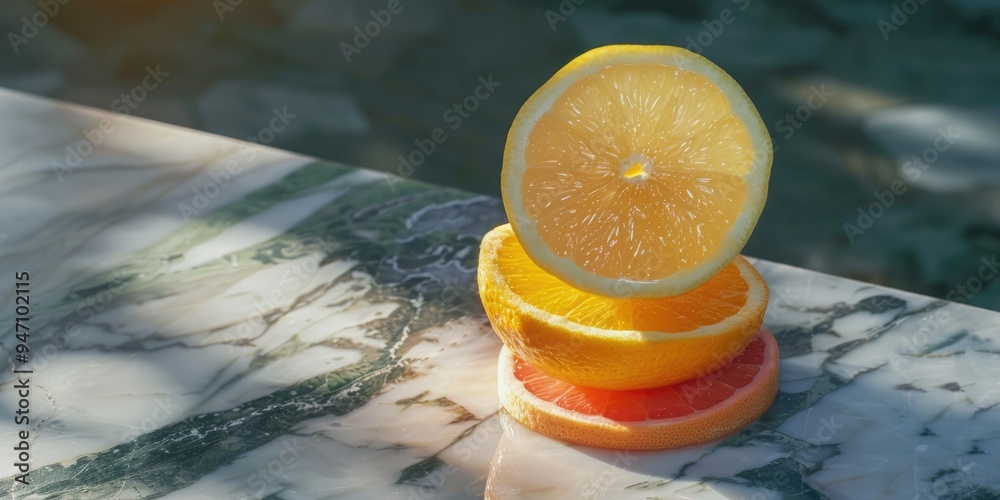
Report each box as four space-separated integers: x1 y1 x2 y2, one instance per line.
1 89 999 499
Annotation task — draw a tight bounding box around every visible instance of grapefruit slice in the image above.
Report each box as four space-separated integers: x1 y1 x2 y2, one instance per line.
479 223 768 390
502 45 772 298
497 330 779 450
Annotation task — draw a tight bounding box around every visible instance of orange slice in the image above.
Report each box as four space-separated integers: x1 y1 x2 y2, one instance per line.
498 330 779 450
478 224 768 390
502 45 772 298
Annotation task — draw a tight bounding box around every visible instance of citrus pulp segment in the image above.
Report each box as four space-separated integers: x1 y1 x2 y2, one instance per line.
502 45 772 298
497 330 779 450
478 223 768 390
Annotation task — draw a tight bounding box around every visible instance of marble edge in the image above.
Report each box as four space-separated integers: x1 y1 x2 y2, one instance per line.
0 85 319 165
746 255 998 315
2 86 990 320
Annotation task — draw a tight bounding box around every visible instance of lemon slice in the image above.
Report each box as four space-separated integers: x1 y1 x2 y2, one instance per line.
502 45 771 297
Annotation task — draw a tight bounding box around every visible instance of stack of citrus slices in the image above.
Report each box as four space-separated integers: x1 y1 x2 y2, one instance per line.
478 45 777 450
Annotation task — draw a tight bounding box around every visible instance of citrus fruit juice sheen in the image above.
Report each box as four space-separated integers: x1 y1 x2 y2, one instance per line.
502 45 771 298
483 44 777 451
498 330 779 450
479 224 767 390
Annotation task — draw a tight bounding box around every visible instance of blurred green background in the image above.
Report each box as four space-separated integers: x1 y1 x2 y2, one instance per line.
2 0 1000 309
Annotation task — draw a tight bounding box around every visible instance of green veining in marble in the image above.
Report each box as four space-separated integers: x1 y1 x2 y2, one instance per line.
0 162 502 498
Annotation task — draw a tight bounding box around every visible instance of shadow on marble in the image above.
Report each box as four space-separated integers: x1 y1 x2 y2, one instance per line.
3 0 1000 310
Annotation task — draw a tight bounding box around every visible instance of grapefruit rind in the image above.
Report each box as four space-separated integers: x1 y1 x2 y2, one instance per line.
497 330 780 450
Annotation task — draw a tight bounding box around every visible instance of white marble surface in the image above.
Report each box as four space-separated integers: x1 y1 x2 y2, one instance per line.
1 88 999 499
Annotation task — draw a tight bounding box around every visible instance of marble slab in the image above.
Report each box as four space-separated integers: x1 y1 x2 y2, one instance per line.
1 88 999 499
